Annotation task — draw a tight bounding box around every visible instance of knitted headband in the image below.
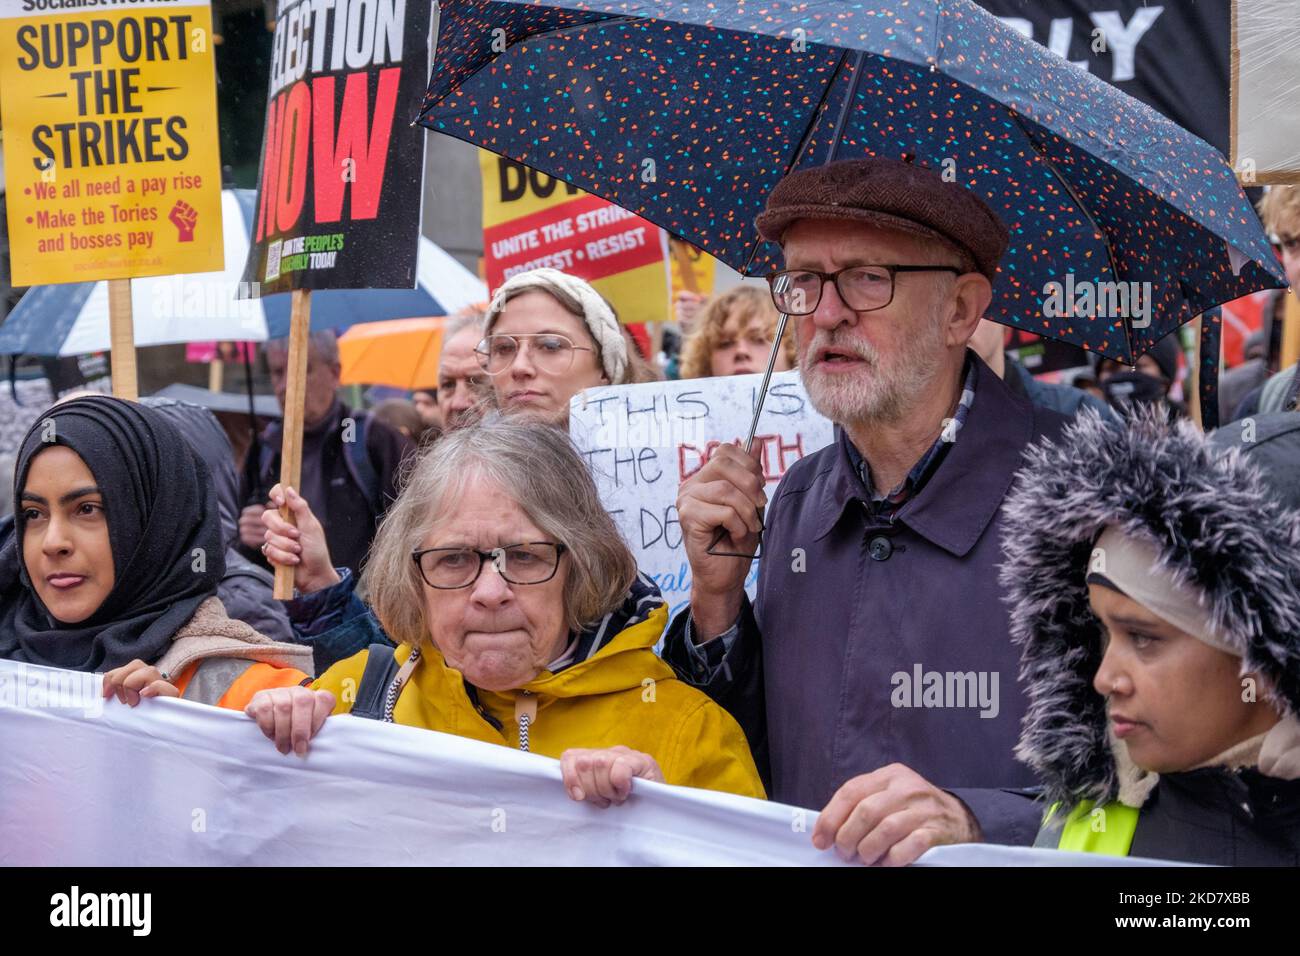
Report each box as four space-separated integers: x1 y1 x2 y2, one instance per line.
482 268 628 385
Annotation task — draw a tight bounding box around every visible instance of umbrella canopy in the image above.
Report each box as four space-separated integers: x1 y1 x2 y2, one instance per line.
147 382 283 419
419 0 1284 364
0 191 487 356
338 317 447 390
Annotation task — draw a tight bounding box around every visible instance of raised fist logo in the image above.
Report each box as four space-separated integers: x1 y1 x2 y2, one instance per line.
169 200 198 242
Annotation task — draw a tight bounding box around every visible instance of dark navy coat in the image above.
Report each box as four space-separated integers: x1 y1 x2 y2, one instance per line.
664 355 1068 845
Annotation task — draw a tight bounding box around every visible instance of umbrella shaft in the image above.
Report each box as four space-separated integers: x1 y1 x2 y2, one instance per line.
743 311 791 454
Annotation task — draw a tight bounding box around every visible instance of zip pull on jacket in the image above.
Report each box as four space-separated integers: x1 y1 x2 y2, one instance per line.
515 690 537 752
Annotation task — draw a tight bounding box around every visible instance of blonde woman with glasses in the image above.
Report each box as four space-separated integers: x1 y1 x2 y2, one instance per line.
474 268 631 426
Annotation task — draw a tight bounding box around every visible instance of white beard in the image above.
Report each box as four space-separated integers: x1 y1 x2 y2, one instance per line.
798 304 948 428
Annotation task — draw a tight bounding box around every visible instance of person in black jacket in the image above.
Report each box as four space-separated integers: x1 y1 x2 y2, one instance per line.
1095 330 1186 420
967 318 1114 421
1002 410 1300 865
237 331 412 577
142 397 294 644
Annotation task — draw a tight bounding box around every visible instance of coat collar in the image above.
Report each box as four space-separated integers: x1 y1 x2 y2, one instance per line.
1117 714 1300 807
811 352 1035 556
156 597 315 680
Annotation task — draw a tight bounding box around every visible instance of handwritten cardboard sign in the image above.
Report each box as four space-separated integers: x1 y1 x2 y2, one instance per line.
569 370 834 618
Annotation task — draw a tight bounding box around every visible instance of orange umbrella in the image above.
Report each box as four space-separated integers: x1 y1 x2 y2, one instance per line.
338 317 447 390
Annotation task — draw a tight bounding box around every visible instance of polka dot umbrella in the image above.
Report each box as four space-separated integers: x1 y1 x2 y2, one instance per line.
419 0 1287 427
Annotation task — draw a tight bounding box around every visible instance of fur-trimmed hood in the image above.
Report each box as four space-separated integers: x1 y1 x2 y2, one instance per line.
1000 408 1300 810
156 596 314 681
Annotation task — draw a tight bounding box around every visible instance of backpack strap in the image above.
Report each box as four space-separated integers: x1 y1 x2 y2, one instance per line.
222 549 275 587
344 411 383 515
350 643 400 721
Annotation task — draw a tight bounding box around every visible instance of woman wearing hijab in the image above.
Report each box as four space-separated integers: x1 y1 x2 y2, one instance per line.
1000 409 1300 864
140 396 294 644
0 396 313 709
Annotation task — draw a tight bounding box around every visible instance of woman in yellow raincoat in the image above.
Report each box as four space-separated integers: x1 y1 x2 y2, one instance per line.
246 418 764 807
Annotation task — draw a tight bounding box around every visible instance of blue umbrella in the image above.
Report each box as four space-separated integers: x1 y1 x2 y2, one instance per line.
0 190 486 356
419 1 1283 383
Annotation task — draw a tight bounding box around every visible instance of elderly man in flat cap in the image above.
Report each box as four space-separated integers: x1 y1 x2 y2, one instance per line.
664 158 1069 864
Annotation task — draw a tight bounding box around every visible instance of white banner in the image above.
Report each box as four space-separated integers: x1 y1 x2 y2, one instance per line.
0 660 1164 866
569 370 835 621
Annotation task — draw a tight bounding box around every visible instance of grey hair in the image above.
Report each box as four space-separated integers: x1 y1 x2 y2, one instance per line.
265 329 340 367
359 416 637 645
442 308 486 350
924 234 978 278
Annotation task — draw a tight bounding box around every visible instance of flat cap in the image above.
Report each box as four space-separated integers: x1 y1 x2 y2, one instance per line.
755 158 1009 281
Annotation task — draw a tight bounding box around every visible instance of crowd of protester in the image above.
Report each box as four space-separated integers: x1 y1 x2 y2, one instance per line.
2 163 1298 866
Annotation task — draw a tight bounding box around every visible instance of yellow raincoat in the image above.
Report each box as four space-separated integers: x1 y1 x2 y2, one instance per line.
312 602 765 799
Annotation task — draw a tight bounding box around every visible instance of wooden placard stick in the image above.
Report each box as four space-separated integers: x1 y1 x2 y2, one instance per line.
107 279 138 401
273 288 312 599
662 237 703 357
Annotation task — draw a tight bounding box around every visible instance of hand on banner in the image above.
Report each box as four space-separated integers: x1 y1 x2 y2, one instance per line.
813 764 982 866
560 746 665 808
677 442 766 637
246 686 337 757
261 484 340 594
102 659 180 706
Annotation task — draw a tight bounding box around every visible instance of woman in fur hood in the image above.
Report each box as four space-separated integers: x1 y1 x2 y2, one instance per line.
1000 408 1300 865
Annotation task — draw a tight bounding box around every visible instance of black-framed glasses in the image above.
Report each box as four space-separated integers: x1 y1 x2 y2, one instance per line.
475 333 594 376
412 542 568 589
767 265 963 315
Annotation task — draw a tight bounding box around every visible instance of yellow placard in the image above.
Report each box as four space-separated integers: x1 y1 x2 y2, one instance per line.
0 0 223 286
669 237 716 300
480 151 669 326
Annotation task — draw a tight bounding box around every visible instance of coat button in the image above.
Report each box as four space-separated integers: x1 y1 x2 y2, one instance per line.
868 535 893 561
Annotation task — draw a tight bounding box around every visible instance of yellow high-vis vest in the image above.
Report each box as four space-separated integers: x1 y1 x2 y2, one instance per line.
1052 800 1141 855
